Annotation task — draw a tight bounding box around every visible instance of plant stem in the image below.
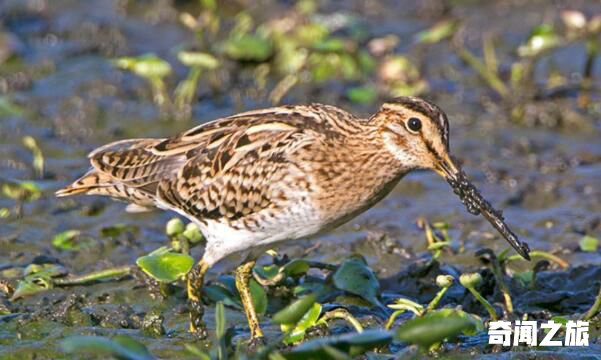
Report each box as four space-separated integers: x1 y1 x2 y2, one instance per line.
578 38 597 108
304 261 337 271
384 309 406 330
54 266 131 286
426 287 450 313
454 45 509 99
253 269 286 286
490 260 514 314
482 34 498 79
269 74 298 105
506 251 569 269
466 286 498 321
149 77 168 107
174 66 202 114
583 285 601 320
320 308 364 332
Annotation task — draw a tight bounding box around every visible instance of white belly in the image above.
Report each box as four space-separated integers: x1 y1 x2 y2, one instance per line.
195 199 326 266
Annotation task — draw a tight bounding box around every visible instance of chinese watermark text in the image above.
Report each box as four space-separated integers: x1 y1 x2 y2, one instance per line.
488 320 589 347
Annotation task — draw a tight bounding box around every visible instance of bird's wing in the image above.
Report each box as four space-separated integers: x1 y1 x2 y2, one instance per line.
57 104 354 220
155 106 344 224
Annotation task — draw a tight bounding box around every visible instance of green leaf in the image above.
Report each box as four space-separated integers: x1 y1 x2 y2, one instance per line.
50 230 84 250
294 281 338 301
22 136 44 177
274 39 308 74
283 329 392 359
2 181 41 201
283 259 310 276
204 275 266 314
0 96 24 117
178 51 220 69
113 54 172 79
513 270 534 287
395 309 478 349
10 274 53 300
294 23 329 46
544 316 568 333
312 37 346 52
255 259 310 284
272 293 317 325
357 50 376 73
200 0 216 11
551 316 568 326
183 344 211 360
283 302 322 344
136 247 194 283
518 24 561 57
333 258 381 307
60 335 155 360
215 301 226 339
346 86 377 105
250 278 267 315
388 80 428 97
579 235 599 252
204 283 242 309
224 34 273 61
51 230 95 251
255 264 280 280
100 224 138 238
415 19 460 44
23 263 67 277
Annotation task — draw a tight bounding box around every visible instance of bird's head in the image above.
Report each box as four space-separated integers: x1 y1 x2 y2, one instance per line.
373 96 453 175
372 96 531 260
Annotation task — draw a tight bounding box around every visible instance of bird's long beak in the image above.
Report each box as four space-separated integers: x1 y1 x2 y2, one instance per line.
435 154 531 260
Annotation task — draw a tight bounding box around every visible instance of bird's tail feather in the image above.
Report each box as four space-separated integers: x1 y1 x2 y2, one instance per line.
55 169 108 197
55 137 183 207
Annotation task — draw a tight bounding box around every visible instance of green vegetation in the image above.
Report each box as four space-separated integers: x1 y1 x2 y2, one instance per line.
0 0 599 358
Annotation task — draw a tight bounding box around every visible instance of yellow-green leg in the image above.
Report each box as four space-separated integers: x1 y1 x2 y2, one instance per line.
235 260 265 343
188 259 209 337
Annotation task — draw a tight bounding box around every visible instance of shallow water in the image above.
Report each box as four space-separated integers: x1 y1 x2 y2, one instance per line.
1 0 600 358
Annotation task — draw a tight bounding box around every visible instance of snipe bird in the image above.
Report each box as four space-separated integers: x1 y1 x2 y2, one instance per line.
56 96 530 343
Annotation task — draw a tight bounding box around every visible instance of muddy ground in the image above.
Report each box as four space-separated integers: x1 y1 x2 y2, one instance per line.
0 0 600 359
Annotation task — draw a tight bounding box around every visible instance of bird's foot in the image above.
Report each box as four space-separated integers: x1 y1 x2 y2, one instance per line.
189 299 208 339
247 336 267 352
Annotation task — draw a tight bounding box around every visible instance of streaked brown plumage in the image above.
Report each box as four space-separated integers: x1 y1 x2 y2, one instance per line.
56 96 529 343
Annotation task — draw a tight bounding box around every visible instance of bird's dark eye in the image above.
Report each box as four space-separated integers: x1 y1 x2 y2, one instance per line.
407 117 422 132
